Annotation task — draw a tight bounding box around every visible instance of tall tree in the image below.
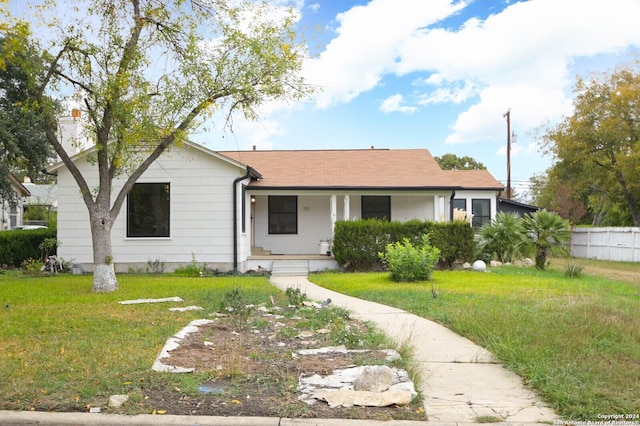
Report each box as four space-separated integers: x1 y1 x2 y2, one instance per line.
538 63 640 226
20 0 313 291
0 22 56 206
435 153 486 170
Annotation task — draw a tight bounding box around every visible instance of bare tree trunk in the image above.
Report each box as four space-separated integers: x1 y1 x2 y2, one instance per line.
90 211 118 292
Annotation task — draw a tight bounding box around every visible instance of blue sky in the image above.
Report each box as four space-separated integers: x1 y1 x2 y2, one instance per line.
9 0 640 199
189 0 640 199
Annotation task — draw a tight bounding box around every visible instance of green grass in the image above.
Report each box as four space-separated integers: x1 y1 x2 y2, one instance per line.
0 272 276 412
309 265 640 420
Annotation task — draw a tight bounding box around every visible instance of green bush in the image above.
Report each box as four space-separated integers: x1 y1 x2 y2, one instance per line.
332 219 474 271
379 234 440 282
477 212 527 263
0 228 57 268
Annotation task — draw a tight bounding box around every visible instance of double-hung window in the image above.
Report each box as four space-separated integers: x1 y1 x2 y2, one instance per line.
269 196 297 234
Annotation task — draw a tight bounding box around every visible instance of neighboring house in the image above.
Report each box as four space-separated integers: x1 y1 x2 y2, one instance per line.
48 141 504 273
22 177 57 226
0 166 31 231
497 197 540 217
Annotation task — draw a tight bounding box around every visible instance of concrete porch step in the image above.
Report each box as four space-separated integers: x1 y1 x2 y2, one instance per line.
271 259 309 276
251 246 272 255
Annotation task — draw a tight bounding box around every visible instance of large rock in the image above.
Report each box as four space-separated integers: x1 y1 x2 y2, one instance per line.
353 365 394 392
311 389 412 408
472 260 487 272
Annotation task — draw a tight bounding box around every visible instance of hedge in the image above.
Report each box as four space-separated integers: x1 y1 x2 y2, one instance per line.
332 219 475 271
0 228 57 268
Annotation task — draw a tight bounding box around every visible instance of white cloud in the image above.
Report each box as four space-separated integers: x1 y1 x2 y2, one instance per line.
301 0 640 144
302 0 467 108
380 94 417 114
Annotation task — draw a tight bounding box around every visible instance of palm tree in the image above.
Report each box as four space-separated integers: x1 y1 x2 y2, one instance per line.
521 210 571 270
478 212 527 263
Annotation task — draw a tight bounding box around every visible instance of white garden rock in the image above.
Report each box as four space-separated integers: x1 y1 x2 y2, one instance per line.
472 260 487 272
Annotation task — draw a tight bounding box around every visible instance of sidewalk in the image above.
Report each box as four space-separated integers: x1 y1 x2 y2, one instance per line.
270 275 559 424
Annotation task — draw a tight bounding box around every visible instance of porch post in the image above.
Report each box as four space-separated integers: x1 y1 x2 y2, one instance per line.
330 194 337 238
343 195 350 220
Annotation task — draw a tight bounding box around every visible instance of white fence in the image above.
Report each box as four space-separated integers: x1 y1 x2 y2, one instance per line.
571 227 640 262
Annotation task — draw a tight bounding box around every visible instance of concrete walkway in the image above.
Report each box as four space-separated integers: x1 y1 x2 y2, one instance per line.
270 275 559 424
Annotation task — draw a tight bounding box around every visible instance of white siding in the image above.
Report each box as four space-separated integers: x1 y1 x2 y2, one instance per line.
56 145 247 271
452 190 498 224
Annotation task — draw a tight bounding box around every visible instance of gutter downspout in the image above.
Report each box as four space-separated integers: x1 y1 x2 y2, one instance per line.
449 190 456 222
233 167 252 273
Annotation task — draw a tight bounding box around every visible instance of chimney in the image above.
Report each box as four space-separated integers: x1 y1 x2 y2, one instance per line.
57 108 91 157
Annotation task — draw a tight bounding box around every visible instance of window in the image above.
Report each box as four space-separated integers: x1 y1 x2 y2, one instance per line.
452 198 467 212
269 196 297 234
361 196 390 221
471 199 490 227
9 205 18 228
127 183 170 237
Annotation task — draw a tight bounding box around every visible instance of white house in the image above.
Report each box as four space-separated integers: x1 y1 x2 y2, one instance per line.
48 140 504 273
0 165 31 231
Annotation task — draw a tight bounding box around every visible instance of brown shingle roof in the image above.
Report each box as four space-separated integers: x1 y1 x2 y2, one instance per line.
218 149 503 190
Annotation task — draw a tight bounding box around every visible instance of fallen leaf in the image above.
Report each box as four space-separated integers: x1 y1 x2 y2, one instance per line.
157 410 167 414
60 347 64 354
231 399 241 405
123 381 132 385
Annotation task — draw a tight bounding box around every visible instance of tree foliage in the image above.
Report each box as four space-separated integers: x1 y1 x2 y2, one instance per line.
536 63 640 226
0 22 56 205
435 153 486 170
16 0 314 291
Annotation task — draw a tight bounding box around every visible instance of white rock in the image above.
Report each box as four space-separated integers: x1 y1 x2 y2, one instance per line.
311 389 412 408
472 260 487 272
353 365 394 392
108 394 129 408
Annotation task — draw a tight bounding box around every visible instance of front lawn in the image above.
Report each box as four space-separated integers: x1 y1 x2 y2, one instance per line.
310 265 640 420
0 272 275 413
0 271 420 420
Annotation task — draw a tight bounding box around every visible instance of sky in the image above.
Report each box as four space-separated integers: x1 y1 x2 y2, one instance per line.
188 0 640 200
8 0 640 199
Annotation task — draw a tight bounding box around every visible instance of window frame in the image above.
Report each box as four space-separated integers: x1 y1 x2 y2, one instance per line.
361 195 391 221
126 182 171 238
471 198 491 228
268 195 298 235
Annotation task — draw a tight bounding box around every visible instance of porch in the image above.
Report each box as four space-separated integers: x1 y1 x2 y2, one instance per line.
247 191 449 257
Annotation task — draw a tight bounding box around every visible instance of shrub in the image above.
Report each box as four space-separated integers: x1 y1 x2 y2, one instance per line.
218 286 252 331
333 219 473 271
477 212 527 263
564 261 586 278
379 234 440 282
0 228 57 267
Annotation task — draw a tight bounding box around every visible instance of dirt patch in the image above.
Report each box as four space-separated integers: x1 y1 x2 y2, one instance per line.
143 307 425 421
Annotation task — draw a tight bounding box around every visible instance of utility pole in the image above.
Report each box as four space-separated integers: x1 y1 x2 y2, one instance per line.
503 109 512 199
